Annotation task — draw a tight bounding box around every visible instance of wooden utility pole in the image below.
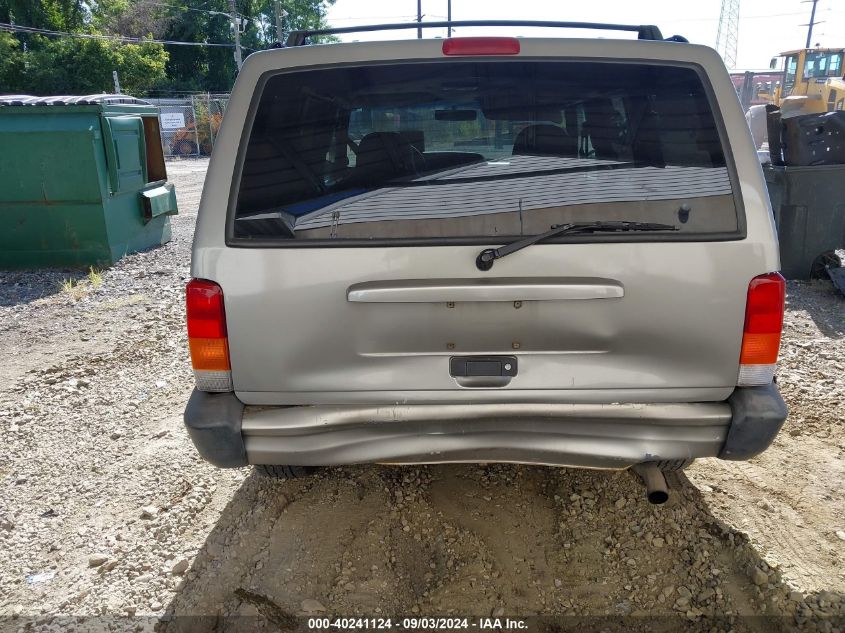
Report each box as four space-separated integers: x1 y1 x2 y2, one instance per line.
274 0 285 44
803 0 821 48
229 0 243 72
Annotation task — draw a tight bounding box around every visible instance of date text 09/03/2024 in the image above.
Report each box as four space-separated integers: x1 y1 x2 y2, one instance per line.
307 618 528 630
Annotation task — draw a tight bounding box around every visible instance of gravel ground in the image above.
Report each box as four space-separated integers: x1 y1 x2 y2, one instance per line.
0 157 843 632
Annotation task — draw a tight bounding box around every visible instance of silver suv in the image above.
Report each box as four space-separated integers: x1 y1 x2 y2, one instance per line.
184 21 787 502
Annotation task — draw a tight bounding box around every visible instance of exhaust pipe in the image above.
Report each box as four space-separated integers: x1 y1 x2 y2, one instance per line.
632 463 669 505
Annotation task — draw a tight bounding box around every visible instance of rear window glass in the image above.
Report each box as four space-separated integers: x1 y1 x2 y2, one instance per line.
234 61 737 241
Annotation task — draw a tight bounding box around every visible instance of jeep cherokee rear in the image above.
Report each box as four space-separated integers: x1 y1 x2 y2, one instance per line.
183 22 788 494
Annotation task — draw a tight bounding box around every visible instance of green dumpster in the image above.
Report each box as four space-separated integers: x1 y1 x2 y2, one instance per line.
0 94 178 269
763 163 845 279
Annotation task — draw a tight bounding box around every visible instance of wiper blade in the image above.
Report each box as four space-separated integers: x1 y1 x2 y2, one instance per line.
475 221 678 271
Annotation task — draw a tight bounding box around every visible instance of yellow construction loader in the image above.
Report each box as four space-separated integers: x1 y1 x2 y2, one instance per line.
770 47 845 116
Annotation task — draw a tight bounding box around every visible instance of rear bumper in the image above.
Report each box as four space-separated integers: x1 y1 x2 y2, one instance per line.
183 384 787 469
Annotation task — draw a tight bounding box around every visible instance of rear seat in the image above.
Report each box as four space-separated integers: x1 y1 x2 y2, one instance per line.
513 123 578 157
347 132 420 185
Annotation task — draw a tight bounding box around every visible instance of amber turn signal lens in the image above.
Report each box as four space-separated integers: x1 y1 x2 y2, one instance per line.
739 332 781 365
189 337 231 371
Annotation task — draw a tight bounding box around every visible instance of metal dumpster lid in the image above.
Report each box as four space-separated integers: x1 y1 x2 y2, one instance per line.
0 94 151 107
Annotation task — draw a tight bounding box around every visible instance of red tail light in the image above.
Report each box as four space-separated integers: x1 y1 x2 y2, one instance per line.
442 37 520 56
186 279 232 391
738 272 785 386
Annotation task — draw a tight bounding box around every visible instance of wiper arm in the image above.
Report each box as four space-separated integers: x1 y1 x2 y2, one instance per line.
475 221 678 271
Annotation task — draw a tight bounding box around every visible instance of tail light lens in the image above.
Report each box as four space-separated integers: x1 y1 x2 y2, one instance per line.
186 279 232 392
738 272 785 386
442 37 521 56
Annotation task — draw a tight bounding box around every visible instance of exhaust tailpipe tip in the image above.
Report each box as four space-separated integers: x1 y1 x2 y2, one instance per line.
633 463 669 505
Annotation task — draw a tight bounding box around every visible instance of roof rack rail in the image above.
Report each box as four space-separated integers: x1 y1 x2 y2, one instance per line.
285 20 667 47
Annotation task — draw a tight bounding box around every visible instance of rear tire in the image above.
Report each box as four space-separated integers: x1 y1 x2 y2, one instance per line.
174 140 196 156
656 459 694 472
254 464 318 480
811 251 841 279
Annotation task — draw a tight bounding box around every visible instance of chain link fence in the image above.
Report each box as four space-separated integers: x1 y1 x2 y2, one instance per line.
193 93 229 155
146 94 230 158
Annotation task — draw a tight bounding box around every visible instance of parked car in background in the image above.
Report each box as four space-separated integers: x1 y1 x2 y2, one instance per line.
183 21 788 504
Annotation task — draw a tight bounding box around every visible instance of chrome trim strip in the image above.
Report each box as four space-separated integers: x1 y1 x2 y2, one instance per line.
347 277 624 302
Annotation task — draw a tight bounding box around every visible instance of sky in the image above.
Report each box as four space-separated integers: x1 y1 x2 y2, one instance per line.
325 0 845 70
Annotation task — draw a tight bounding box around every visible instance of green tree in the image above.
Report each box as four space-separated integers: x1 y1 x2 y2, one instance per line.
157 0 335 93
158 6 233 93
239 0 337 47
0 0 335 95
0 1 169 95
20 36 168 95
93 0 173 39
118 41 169 93
0 0 89 31
0 32 26 91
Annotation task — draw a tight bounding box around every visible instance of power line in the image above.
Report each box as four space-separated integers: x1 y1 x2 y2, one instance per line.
155 5 424 26
142 0 260 24
329 15 418 23
662 8 845 23
0 21 240 47
143 1 231 17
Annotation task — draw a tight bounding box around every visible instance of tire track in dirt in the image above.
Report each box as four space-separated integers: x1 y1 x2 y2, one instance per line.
692 452 845 593
163 463 839 632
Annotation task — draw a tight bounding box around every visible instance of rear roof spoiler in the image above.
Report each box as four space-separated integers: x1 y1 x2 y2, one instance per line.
284 20 684 48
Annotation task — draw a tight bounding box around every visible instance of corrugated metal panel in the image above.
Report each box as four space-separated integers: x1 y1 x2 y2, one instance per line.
0 94 151 107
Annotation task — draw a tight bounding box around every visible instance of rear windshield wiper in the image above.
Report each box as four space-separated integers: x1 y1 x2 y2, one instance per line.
476 221 679 271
